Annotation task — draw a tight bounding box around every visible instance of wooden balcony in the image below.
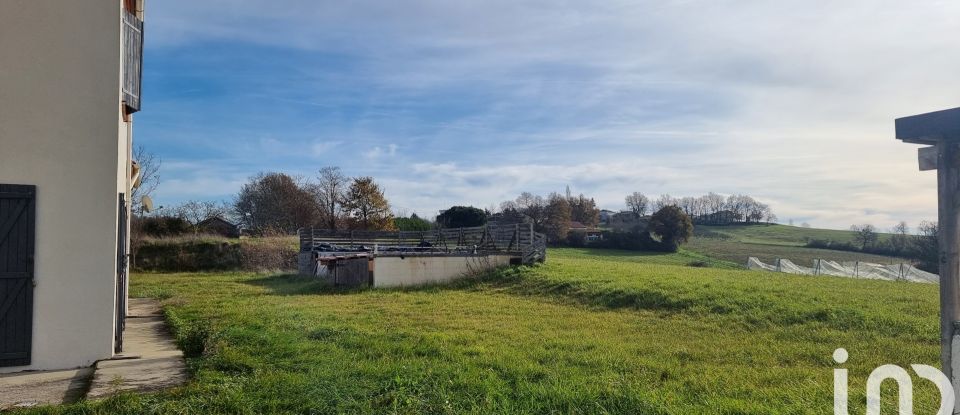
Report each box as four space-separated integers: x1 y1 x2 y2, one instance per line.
122 10 143 113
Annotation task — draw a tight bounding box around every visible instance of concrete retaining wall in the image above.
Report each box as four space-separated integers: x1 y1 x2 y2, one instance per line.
373 255 514 288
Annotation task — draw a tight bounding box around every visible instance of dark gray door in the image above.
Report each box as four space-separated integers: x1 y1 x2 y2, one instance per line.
0 184 35 367
115 194 127 353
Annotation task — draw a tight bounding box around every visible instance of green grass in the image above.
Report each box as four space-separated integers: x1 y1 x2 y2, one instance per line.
698 224 894 246
20 249 941 414
688 224 908 266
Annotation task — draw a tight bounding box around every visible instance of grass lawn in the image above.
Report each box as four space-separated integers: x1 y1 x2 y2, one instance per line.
689 224 909 266
20 248 941 414
697 224 894 246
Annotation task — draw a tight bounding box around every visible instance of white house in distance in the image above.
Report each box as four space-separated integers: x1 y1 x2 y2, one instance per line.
0 0 144 372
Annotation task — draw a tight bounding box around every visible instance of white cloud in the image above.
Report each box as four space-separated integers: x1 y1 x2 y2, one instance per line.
311 140 343 157
363 144 399 160
141 0 959 229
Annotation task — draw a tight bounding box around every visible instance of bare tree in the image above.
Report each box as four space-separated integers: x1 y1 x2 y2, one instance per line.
890 221 910 253
850 224 879 250
235 172 321 234
314 166 348 230
652 194 677 212
914 221 939 272
625 192 649 217
515 192 547 229
172 200 230 234
703 192 726 215
132 145 161 213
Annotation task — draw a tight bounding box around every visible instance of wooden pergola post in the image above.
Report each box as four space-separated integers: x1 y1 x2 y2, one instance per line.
939 141 960 384
897 107 960 401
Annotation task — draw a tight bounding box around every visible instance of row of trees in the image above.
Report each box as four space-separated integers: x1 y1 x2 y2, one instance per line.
496 190 601 242
807 221 939 272
233 168 394 234
624 192 775 223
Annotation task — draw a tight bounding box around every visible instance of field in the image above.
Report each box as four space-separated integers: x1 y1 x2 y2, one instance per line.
688 224 908 266
21 248 941 414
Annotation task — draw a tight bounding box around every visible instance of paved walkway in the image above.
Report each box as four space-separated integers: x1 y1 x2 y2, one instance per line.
0 298 187 410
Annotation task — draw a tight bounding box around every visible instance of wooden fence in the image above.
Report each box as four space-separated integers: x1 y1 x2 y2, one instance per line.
298 224 546 264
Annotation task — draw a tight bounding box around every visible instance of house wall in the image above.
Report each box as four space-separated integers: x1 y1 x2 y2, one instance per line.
373 255 515 288
0 0 128 372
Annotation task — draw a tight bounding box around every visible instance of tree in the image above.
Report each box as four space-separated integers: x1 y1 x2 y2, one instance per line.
703 192 726 215
395 213 433 231
625 192 649 217
172 200 230 234
235 172 320 234
544 192 571 244
568 194 600 227
890 221 910 254
514 192 547 229
652 194 677 212
913 221 939 272
492 201 529 225
647 206 693 252
437 206 487 228
131 145 161 213
343 176 394 230
314 166 348 230
850 224 879 250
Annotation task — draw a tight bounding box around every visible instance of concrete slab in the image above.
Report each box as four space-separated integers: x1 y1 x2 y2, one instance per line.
0 299 187 408
86 298 187 399
0 367 93 410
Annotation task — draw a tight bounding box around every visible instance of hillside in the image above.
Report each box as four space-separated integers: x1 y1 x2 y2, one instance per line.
28 248 940 414
686 223 909 266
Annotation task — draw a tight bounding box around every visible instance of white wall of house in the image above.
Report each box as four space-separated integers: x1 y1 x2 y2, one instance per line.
374 255 515 288
0 0 131 372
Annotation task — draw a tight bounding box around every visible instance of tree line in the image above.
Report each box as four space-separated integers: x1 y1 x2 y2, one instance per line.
139 167 396 236
806 221 939 272
234 167 394 234
625 192 775 223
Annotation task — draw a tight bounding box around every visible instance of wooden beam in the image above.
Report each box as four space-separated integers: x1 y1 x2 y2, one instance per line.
937 141 960 385
896 107 960 145
920 146 938 171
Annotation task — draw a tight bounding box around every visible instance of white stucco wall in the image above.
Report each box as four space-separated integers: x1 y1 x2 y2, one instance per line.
0 0 129 372
374 255 515 288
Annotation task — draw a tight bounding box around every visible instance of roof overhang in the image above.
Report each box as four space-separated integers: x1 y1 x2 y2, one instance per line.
896 107 960 145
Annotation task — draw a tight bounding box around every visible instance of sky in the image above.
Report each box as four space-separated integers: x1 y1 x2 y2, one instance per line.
138 0 960 230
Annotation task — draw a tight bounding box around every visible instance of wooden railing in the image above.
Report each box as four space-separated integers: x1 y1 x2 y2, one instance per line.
122 10 143 113
298 224 546 264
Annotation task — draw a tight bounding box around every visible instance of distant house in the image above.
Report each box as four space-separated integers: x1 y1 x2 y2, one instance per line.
198 217 241 238
694 210 738 226
608 211 646 232
599 209 616 224
568 221 603 241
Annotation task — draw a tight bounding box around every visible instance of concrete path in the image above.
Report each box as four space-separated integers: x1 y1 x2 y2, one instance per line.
86 298 188 399
0 367 93 410
0 298 187 410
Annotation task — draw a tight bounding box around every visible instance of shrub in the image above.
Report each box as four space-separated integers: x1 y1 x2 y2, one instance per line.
437 206 488 228
647 206 693 253
395 216 433 231
134 236 297 272
136 215 191 238
595 226 649 251
566 231 587 247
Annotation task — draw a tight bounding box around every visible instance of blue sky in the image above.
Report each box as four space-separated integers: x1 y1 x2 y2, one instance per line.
138 0 960 229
